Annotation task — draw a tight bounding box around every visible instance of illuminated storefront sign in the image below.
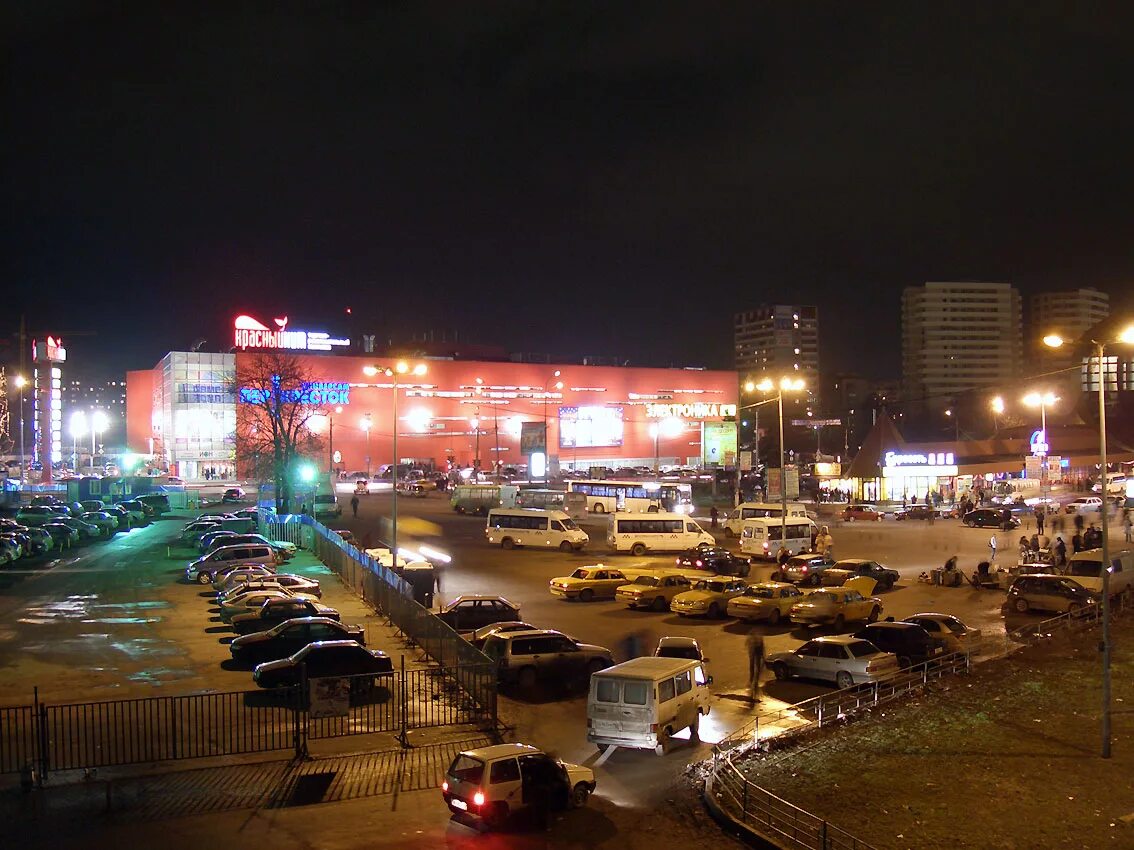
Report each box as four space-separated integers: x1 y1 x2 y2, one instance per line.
883 449 957 477
645 402 736 419
239 381 351 406
233 315 350 352
1029 429 1049 457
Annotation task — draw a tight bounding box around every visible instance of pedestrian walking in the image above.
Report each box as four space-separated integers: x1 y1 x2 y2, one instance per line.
1074 513 1085 535
989 534 998 560
1035 507 1045 535
710 505 719 529
746 630 765 702
815 526 834 559
350 494 360 518
1054 536 1067 567
1124 508 1132 544
1072 531 1083 554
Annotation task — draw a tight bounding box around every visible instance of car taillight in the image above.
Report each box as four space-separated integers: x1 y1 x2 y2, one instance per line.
473 790 485 807
695 560 703 567
801 566 808 572
441 780 449 792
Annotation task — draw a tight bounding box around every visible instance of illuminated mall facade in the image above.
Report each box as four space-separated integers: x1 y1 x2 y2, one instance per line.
126 317 738 480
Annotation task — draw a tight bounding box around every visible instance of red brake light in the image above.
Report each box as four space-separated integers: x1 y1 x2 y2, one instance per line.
695 560 703 567
473 790 485 807
441 780 449 792
801 566 809 572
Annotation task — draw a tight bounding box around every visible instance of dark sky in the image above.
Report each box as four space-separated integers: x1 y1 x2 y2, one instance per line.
6 2 1134 378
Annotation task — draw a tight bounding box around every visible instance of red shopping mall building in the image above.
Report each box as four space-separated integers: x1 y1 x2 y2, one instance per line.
126 346 738 481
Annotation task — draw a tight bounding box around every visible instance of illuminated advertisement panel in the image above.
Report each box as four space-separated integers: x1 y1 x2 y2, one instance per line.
559 406 623 448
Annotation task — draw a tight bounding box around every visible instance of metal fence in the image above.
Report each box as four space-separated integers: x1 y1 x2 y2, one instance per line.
3 661 495 779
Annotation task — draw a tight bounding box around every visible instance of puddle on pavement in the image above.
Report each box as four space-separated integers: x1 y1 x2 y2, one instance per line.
19 596 170 625
127 668 195 686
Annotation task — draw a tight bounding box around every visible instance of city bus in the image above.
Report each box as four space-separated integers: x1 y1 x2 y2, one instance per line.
565 480 694 515
513 488 567 510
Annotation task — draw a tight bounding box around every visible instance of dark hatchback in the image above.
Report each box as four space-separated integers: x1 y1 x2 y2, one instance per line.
675 546 751 577
252 640 392 688
894 505 940 521
852 622 945 668
230 617 364 664
962 508 1020 530
435 596 522 631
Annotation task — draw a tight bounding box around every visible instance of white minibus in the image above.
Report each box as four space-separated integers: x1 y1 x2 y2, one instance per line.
587 656 712 755
606 512 715 556
485 508 589 552
739 517 817 560
1063 548 1133 598
723 501 808 537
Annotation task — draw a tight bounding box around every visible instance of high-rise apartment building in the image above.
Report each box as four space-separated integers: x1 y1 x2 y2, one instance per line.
734 305 819 410
901 282 1023 416
1030 288 1110 373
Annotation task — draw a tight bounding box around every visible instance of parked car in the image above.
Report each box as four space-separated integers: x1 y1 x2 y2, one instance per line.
18 527 54 555
58 516 101 539
789 588 882 629
186 543 284 584
42 522 80 546
220 589 317 622
615 571 693 611
180 519 224 542
963 508 1020 530
252 640 392 688
213 566 280 593
221 573 321 599
205 533 296 559
1064 497 1103 514
549 566 630 602
434 595 522 631
442 743 595 831
776 554 838 586
674 546 752 577
15 505 60 526
481 629 613 689
820 559 900 591
222 487 247 503
80 511 119 535
852 621 945 668
231 596 341 634
894 505 940 521
653 636 707 664
767 635 900 689
901 613 983 655
1002 574 1096 615
136 493 171 514
726 581 805 624
103 505 133 529
670 577 750 618
841 504 885 522
229 617 364 664
463 621 541 649
113 501 148 524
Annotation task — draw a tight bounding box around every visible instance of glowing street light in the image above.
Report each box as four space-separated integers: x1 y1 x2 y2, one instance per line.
363 361 427 566
990 396 1005 434
1044 323 1134 759
70 410 88 470
754 377 806 543
13 375 27 484
1022 391 1059 504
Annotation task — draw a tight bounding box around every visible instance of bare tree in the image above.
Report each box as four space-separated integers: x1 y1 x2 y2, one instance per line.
235 352 324 512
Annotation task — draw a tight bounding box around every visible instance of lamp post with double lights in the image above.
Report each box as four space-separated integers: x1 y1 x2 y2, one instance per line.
1044 324 1134 760
13 375 27 485
363 361 428 566
542 371 562 482
360 413 372 479
1022 391 1058 506
755 377 806 545
90 410 109 469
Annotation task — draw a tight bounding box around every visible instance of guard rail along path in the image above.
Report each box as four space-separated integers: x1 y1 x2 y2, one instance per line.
258 511 498 725
706 594 1132 850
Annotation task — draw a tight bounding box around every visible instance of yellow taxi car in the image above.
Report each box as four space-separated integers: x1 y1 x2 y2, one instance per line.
788 588 882 630
726 581 805 624
549 566 630 602
670 577 750 619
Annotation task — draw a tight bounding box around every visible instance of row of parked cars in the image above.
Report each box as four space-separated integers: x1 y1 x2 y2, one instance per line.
176 512 393 689
3 493 169 563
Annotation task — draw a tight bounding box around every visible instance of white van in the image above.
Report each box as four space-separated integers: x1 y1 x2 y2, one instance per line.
606 512 715 556
723 501 809 537
1063 548 1134 598
485 508 590 552
587 656 712 755
739 517 817 560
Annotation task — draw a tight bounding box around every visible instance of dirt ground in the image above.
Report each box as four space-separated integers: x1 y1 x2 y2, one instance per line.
722 617 1134 849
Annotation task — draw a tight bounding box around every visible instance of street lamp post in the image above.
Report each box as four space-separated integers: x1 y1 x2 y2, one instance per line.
756 377 806 546
360 414 372 479
14 376 27 485
363 362 427 565
90 409 109 469
543 371 562 483
70 410 87 471
1045 325 1134 759
990 395 1004 435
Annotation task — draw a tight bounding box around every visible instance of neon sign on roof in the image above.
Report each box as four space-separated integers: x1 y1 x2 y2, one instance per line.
233 315 350 352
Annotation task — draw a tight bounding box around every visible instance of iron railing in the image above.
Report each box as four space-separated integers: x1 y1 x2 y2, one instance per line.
3 661 496 779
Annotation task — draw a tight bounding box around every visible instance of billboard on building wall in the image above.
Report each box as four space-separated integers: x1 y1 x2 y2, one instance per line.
520 422 547 455
559 406 624 448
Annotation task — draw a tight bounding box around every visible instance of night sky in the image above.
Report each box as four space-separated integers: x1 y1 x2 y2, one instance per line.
6 3 1134 378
